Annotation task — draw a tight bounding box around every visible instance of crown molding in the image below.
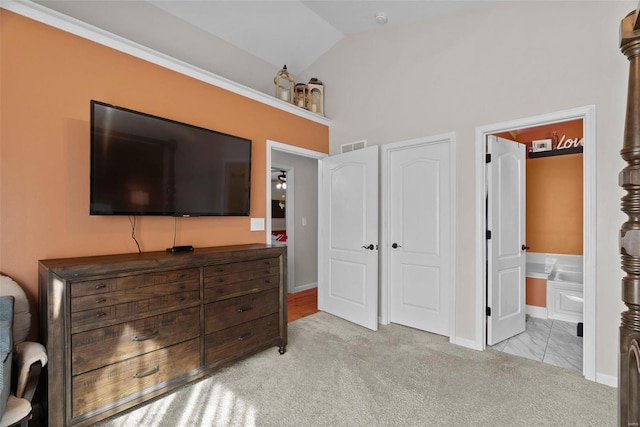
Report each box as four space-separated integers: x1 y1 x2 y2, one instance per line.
1 0 332 127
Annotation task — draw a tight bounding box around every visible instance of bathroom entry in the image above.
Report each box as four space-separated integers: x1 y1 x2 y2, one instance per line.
485 118 585 373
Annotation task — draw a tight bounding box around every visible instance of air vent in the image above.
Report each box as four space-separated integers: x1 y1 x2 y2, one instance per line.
340 139 367 153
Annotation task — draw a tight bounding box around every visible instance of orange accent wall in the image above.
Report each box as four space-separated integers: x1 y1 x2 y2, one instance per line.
0 11 328 338
527 153 583 255
525 277 546 307
495 120 583 256
523 120 583 255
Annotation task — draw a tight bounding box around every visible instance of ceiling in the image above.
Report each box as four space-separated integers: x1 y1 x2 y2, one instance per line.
33 1 492 74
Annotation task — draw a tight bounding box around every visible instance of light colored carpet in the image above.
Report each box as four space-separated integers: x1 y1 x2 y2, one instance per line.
95 311 616 426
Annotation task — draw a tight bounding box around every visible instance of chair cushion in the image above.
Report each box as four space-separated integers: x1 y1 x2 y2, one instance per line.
0 274 30 344
14 342 47 399
0 395 31 427
0 297 14 421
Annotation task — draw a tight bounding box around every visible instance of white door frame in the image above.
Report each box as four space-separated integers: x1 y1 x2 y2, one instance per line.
266 140 327 293
474 105 596 381
380 133 457 343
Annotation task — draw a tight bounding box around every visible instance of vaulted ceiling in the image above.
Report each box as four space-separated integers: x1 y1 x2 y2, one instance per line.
33 1 492 74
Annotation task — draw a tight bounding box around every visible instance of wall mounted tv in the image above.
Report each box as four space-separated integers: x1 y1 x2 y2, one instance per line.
90 100 252 216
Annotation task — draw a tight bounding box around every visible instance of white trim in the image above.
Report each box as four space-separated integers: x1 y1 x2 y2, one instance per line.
268 141 328 160
452 337 482 351
475 105 597 381
379 132 456 342
526 305 548 320
1 0 331 127
293 282 318 293
596 373 618 388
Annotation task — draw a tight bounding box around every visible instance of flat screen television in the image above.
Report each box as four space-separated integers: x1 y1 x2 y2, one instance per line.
90 100 251 216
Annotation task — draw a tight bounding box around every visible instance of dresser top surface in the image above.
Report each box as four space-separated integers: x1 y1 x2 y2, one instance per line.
39 244 286 279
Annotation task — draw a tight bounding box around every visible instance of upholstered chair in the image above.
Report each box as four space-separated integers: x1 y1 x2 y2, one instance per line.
0 274 48 427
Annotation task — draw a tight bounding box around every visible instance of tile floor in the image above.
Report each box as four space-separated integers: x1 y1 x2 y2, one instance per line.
489 315 583 373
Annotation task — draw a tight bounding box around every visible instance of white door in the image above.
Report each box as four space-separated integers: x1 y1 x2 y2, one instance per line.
388 140 451 336
318 146 379 331
487 135 526 345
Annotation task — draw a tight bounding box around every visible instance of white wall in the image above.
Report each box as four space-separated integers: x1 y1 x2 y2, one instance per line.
302 1 632 380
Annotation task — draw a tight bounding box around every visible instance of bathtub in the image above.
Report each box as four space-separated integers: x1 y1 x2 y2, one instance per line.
547 264 584 323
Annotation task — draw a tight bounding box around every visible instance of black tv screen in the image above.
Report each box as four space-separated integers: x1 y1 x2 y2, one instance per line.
90 100 251 216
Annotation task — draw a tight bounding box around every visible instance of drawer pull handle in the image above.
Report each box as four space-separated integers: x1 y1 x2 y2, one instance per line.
95 312 107 318
131 330 159 342
264 279 271 283
178 296 186 302
95 298 107 303
237 333 252 341
217 289 225 294
95 283 107 290
218 278 225 283
237 307 253 313
179 284 186 289
132 365 159 379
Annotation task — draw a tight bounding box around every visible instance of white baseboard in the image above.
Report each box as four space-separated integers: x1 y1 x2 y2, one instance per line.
293 282 317 293
596 372 617 388
526 305 548 319
453 336 482 351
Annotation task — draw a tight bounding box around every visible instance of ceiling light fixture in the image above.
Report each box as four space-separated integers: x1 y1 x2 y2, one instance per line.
276 171 287 190
375 12 388 25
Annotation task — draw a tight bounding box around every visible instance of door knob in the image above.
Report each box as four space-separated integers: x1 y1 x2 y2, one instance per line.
522 244 530 251
361 244 374 250
392 243 402 249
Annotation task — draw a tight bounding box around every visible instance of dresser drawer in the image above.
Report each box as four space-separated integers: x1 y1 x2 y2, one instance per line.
72 306 200 375
71 290 201 332
204 274 279 302
117 268 199 290
70 268 199 298
70 278 117 297
71 280 199 313
204 258 279 277
204 266 280 289
71 338 200 419
204 313 279 365
204 288 279 334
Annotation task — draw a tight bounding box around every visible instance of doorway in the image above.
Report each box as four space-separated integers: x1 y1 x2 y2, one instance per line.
266 140 326 298
475 105 596 381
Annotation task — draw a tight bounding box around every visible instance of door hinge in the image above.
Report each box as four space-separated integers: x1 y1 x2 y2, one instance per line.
486 307 492 316
486 153 491 163
486 230 491 240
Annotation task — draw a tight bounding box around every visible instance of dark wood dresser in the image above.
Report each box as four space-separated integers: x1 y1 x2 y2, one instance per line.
38 244 287 427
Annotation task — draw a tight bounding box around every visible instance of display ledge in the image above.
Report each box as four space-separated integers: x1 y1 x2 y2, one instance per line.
529 146 583 158
2 0 332 127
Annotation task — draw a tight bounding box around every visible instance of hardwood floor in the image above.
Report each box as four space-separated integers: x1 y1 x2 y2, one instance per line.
287 287 318 322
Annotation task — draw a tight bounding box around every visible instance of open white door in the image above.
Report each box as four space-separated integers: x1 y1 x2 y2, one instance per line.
487 135 526 345
318 146 379 331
